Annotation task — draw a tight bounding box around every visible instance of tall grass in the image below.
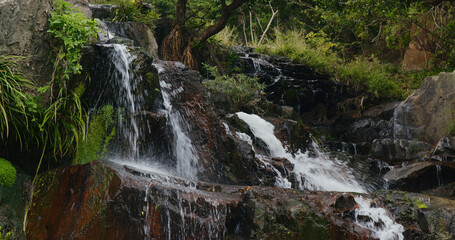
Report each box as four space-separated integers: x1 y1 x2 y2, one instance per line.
256 29 419 100
0 56 34 146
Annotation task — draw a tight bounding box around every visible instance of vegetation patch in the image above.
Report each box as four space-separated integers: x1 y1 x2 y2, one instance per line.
75 105 116 165
0 158 16 187
202 64 264 106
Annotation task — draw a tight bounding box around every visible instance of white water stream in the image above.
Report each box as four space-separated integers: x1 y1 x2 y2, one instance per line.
236 112 365 192
154 62 200 180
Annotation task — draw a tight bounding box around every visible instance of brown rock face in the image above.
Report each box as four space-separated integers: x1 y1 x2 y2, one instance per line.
26 162 406 240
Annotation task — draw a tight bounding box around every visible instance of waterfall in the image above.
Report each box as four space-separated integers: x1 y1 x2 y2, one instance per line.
236 112 366 193
154 62 200 180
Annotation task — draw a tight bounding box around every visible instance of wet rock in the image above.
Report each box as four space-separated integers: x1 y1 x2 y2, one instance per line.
231 48 351 118
370 138 432 163
383 161 455 192
392 71 455 145
375 190 455 239
26 162 399 239
431 137 455 162
332 194 357 211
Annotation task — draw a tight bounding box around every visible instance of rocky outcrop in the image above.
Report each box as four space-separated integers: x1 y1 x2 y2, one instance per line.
383 161 455 192
26 162 418 240
232 46 349 119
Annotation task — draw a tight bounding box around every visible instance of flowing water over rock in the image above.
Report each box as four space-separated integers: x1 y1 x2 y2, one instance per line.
154 62 200 180
235 112 366 193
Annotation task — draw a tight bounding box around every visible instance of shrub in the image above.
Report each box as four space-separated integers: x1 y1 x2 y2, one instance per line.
0 158 16 187
203 64 264 105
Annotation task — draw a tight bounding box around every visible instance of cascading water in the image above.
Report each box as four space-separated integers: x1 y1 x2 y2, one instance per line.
354 197 405 240
153 62 200 180
235 112 366 192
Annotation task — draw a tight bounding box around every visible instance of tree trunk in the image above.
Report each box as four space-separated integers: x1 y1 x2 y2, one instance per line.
161 0 249 70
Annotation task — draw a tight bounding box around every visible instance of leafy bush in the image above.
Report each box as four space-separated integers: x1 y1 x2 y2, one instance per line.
203 64 264 105
48 0 99 84
0 158 16 187
75 105 116 164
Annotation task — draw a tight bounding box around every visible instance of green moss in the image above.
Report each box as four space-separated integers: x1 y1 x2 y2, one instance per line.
0 158 16 187
74 105 116 164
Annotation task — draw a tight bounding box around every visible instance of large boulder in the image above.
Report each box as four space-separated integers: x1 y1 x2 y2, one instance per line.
392 71 455 145
26 161 412 239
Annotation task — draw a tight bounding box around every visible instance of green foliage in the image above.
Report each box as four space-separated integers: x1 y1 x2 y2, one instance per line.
0 56 35 147
112 0 160 28
42 0 100 159
257 29 417 100
75 105 116 164
258 30 339 74
0 158 16 187
203 64 264 105
48 0 99 84
337 57 405 99
415 199 427 209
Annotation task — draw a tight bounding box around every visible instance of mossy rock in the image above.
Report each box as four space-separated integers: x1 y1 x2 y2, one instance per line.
0 159 16 187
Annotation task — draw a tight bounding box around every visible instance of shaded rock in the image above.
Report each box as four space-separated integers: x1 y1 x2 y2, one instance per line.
421 182 455 200
89 4 118 20
105 21 158 57
0 172 30 239
231 47 351 119
370 138 432 163
332 194 357 211
376 190 455 239
26 162 403 239
392 71 455 145
383 161 455 192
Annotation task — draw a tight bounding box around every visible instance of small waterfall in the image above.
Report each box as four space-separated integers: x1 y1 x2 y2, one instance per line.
436 165 443 186
91 43 143 160
354 197 405 240
236 112 365 192
154 62 200 180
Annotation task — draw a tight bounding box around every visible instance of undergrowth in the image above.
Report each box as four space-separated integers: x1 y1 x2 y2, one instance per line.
202 64 264 106
256 29 436 100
